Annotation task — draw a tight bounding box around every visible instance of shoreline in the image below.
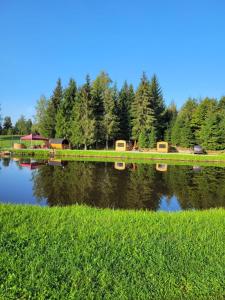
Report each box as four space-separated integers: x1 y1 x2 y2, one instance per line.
4 148 225 164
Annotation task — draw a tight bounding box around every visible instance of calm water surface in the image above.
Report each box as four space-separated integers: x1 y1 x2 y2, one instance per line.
1 157 225 211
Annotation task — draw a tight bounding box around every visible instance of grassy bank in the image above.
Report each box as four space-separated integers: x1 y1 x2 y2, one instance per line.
0 204 224 299
8 148 225 163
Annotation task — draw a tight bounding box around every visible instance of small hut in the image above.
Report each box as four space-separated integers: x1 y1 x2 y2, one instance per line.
49 138 70 150
115 140 127 151
157 141 169 153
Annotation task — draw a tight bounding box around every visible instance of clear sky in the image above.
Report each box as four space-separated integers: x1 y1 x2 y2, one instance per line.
0 0 225 122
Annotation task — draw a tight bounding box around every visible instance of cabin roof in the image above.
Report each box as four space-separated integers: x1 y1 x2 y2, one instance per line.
49 138 69 144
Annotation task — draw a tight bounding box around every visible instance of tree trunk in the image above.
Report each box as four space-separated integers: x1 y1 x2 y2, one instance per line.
84 143 87 150
106 136 109 150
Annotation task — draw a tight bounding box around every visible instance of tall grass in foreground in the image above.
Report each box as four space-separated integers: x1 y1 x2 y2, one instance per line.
0 205 224 299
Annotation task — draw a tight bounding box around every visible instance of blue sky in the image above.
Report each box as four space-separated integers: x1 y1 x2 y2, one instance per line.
0 0 225 122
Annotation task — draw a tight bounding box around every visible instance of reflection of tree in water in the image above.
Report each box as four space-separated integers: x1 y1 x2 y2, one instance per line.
32 162 95 206
126 165 160 210
1 157 10 167
31 161 225 210
164 166 225 209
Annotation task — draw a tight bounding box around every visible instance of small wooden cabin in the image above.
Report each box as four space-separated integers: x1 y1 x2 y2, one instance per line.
49 138 70 150
157 141 169 153
115 140 128 151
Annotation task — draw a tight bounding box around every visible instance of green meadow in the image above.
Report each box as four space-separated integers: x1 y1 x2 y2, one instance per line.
0 204 224 299
8 147 225 164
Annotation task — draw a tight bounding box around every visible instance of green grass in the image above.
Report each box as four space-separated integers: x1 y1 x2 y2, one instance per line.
0 135 45 149
9 148 225 163
0 204 224 299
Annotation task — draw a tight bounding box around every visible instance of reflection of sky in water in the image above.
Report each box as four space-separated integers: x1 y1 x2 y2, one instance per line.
1 158 225 211
0 159 46 206
159 196 181 212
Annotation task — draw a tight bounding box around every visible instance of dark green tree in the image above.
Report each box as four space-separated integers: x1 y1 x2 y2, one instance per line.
45 78 63 138
149 74 166 139
91 71 112 145
117 81 134 140
3 116 13 134
102 87 119 149
164 101 177 142
55 78 77 138
171 99 197 147
71 75 96 150
199 113 221 150
131 73 155 144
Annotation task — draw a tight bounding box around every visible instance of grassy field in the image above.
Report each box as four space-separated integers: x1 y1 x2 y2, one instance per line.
8 148 225 163
0 204 224 299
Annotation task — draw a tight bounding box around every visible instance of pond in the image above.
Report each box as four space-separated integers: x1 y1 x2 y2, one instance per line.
1 157 225 211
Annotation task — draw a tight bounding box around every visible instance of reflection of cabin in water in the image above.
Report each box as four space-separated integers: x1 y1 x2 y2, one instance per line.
156 163 168 172
49 138 70 150
114 162 126 170
48 159 68 167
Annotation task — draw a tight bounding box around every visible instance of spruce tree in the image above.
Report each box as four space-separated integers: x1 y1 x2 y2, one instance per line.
91 71 112 145
138 130 147 148
148 127 157 148
3 116 13 134
71 75 96 150
191 98 217 143
56 78 77 138
102 87 119 149
118 81 134 140
199 113 221 150
45 78 63 138
149 74 165 139
131 73 155 144
164 101 177 142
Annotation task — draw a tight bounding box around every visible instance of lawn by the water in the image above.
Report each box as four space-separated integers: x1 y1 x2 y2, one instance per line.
0 204 224 299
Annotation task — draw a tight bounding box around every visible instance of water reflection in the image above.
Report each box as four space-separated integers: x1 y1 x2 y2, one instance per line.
1 158 225 211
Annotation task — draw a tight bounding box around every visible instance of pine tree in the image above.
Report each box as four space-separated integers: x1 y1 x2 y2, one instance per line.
91 71 112 145
131 73 155 143
191 98 217 143
71 75 96 150
171 99 197 147
56 78 77 138
148 126 157 148
199 113 221 150
45 78 63 138
138 130 147 148
118 81 134 140
3 116 13 134
149 74 165 139
164 101 177 142
102 87 119 149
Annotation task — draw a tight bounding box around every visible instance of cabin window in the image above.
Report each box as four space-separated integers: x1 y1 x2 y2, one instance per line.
159 144 166 149
117 143 125 147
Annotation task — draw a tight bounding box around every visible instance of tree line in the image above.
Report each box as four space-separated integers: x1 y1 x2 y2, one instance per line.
33 72 166 149
0 105 32 135
1 72 225 150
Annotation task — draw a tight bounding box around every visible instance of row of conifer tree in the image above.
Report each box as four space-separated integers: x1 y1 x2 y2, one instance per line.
30 72 225 150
